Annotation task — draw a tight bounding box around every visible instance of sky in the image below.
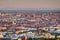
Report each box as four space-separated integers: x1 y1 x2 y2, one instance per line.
0 0 60 9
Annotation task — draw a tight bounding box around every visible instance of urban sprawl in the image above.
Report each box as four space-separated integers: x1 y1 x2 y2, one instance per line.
0 10 60 40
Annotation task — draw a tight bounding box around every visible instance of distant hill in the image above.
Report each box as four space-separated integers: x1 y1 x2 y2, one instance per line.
0 8 60 13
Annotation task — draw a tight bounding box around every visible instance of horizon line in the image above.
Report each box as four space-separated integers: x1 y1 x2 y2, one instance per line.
0 8 60 10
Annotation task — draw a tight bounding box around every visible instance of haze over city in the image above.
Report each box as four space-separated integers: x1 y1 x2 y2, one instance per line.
0 0 60 9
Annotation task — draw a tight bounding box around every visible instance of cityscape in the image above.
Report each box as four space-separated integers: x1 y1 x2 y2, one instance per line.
0 9 60 40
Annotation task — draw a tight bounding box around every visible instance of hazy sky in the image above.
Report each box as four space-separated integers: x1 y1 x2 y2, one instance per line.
0 0 60 8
